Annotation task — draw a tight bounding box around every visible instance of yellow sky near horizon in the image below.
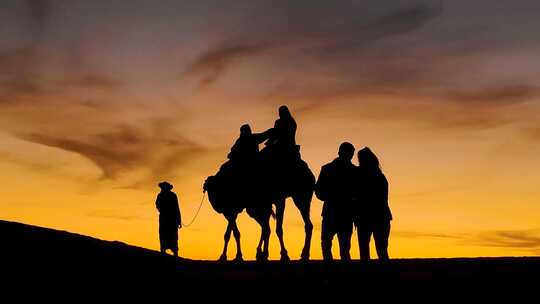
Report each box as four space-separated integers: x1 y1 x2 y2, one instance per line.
1 0 540 260
1 94 539 260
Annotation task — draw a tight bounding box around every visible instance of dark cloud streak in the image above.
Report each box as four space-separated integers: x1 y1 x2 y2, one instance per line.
471 230 540 249
396 229 540 253
186 43 271 87
316 4 442 55
187 2 442 86
25 0 53 41
17 123 208 183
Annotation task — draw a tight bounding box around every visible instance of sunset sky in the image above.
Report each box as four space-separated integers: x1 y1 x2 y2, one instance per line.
1 0 539 260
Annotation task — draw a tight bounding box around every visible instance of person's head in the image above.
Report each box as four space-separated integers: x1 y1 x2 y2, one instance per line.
158 181 173 192
357 147 381 171
338 142 355 162
278 105 291 119
240 124 252 136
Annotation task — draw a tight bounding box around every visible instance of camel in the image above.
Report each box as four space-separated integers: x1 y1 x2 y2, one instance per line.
259 146 316 261
204 146 315 262
203 161 273 262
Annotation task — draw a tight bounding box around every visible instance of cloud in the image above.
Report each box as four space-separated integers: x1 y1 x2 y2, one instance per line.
184 0 540 120
0 47 122 101
187 2 441 86
17 122 209 182
63 74 123 90
0 47 43 102
470 230 540 250
315 3 442 55
394 231 463 240
186 43 271 86
447 85 540 106
24 0 53 40
397 229 540 254
0 151 57 173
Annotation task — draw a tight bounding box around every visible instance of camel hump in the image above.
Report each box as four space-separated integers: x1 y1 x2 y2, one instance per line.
203 175 227 214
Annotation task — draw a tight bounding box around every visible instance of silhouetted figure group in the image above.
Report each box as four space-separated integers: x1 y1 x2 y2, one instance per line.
316 143 392 261
204 105 315 262
160 105 391 262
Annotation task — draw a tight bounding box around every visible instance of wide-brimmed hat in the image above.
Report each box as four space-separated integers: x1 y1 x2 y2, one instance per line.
158 181 173 190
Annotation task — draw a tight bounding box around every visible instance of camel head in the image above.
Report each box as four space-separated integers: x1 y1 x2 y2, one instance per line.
203 176 215 193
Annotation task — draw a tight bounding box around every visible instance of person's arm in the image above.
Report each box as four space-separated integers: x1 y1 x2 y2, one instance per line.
381 173 392 220
265 121 279 146
315 166 329 202
380 173 389 203
253 128 273 145
155 194 162 212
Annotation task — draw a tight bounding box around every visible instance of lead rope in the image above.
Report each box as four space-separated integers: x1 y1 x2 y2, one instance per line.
181 192 206 228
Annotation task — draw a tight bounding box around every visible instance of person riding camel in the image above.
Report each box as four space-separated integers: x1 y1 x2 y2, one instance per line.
264 105 298 163
227 124 271 170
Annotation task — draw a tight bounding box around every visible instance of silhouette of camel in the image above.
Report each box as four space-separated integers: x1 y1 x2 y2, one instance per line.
203 161 273 262
204 105 315 261
257 145 315 261
204 150 315 262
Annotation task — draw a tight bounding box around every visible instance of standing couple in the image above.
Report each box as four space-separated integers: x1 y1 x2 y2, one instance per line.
315 142 392 262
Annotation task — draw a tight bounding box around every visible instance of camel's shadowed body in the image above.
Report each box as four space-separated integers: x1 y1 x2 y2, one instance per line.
204 145 315 262
203 161 273 261
259 145 315 261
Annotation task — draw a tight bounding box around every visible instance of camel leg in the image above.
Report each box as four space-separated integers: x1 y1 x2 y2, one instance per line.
231 219 243 261
219 219 233 261
257 229 264 253
256 216 271 262
262 219 271 261
296 197 313 261
274 198 290 261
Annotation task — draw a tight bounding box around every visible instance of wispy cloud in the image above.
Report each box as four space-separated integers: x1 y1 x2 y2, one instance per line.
187 2 441 88
62 74 123 90
396 229 540 254
470 230 540 249
447 85 540 106
394 231 463 240
17 122 209 183
0 151 57 173
186 43 271 86
24 0 53 40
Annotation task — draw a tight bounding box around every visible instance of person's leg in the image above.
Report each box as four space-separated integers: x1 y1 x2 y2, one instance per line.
160 242 166 254
337 221 353 261
357 222 372 261
174 229 180 257
321 216 335 261
374 220 391 261
159 225 166 254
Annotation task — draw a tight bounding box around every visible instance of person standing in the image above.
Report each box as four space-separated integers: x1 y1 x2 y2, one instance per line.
315 142 356 261
354 147 392 261
156 181 182 257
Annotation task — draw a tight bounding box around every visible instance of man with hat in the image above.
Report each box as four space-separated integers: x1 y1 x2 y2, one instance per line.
156 181 182 257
